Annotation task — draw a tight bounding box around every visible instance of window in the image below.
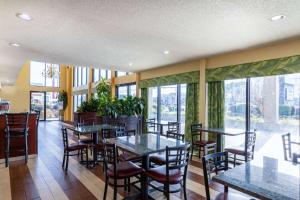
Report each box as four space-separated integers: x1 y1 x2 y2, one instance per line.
224 73 300 158
147 84 187 133
73 66 89 87
73 94 87 112
93 68 111 82
116 84 136 99
116 71 132 77
30 61 59 87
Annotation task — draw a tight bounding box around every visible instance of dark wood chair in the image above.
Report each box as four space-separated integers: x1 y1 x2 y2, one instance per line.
103 143 144 200
282 133 292 161
190 123 216 160
61 128 89 171
149 131 185 166
225 131 256 167
202 151 249 200
145 144 190 200
4 112 29 167
146 118 156 132
167 122 180 133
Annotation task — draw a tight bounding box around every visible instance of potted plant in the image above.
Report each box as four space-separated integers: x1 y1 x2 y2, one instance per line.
58 90 68 121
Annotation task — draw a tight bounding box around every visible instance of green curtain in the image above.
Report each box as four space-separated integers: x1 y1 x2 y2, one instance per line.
207 81 225 141
141 88 148 133
139 71 199 88
206 54 300 82
184 83 199 141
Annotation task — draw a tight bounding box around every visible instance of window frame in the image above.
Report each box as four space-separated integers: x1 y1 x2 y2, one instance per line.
116 83 136 99
115 71 131 77
73 66 88 87
93 68 111 82
30 61 60 87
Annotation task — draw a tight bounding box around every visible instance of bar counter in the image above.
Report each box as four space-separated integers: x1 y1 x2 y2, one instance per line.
0 113 38 159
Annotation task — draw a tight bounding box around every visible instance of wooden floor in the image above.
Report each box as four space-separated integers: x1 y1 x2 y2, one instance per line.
0 121 252 200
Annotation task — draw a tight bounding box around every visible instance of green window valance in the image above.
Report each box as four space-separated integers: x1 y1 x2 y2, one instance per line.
206 55 300 82
139 70 199 88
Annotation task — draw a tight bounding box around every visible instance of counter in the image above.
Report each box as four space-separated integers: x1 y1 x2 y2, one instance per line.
0 113 38 159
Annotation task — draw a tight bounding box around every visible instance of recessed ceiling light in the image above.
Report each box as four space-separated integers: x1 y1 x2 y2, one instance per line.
129 62 133 66
16 13 32 21
163 50 170 55
270 15 286 21
9 42 20 47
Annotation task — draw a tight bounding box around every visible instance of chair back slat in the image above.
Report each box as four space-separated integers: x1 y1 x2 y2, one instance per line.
168 122 180 133
282 133 292 160
246 131 256 160
202 151 228 200
61 128 69 148
167 131 184 141
101 128 116 139
166 144 190 172
5 112 29 132
103 143 117 176
191 123 202 133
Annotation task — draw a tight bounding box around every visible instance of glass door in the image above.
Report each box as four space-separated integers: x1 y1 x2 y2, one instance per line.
30 91 60 121
30 92 45 120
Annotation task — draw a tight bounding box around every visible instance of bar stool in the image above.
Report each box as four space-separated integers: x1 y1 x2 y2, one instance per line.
4 112 29 167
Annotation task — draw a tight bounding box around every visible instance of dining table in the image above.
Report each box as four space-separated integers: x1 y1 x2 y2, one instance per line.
213 156 300 200
197 127 246 153
105 133 188 200
67 124 118 164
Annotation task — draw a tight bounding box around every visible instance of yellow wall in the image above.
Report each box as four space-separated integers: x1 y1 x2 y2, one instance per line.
0 61 71 120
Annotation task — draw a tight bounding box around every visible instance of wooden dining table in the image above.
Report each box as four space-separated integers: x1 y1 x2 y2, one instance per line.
105 133 188 200
213 156 300 200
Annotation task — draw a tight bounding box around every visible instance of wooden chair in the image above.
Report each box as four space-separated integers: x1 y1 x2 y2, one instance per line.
202 151 249 200
225 131 256 167
4 113 29 167
167 122 180 133
61 128 89 171
149 131 185 166
146 118 156 132
103 143 144 200
282 133 292 161
190 123 216 160
145 144 190 200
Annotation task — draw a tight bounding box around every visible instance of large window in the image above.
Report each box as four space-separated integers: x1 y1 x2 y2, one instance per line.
116 84 136 99
147 84 187 133
224 74 300 158
93 68 111 82
30 61 59 87
73 94 87 112
73 67 88 87
115 71 132 77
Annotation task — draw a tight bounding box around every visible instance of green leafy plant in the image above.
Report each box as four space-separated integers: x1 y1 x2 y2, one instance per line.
58 90 68 110
77 78 145 117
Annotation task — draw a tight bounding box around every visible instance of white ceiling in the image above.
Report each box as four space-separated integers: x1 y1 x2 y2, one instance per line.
0 0 300 84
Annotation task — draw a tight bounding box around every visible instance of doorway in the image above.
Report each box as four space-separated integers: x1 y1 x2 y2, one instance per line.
30 91 60 121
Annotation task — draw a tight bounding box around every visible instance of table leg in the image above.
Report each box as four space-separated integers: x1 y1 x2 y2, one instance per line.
93 132 98 163
216 134 223 152
141 155 149 200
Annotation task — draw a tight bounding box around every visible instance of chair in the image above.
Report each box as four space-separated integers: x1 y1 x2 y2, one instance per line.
202 151 249 200
146 118 156 132
282 133 292 160
167 122 180 133
4 113 29 167
190 123 216 160
103 143 144 200
61 128 89 171
225 131 256 167
145 144 190 200
149 131 185 166
76 119 95 145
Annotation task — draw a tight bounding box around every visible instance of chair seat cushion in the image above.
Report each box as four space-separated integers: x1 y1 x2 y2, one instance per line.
193 140 216 146
149 154 177 165
214 192 250 200
108 161 144 178
145 166 183 184
66 142 88 151
118 152 142 162
225 148 249 156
